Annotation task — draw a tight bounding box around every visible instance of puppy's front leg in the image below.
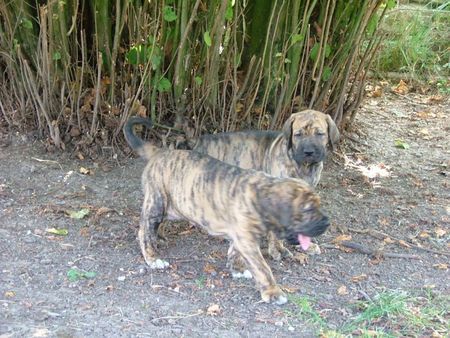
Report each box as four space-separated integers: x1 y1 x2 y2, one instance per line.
139 192 169 269
233 238 287 305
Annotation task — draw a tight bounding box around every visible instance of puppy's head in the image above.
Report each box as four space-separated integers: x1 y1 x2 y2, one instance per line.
260 179 330 250
282 110 340 166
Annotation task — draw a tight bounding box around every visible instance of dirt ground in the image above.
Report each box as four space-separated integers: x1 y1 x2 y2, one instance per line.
0 89 449 337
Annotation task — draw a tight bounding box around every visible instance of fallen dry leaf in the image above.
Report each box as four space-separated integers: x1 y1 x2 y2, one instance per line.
418 231 430 239
398 240 411 248
203 263 217 275
281 285 300 294
206 303 221 316
292 252 308 265
434 227 446 238
4 290 15 298
433 263 448 270
383 237 395 244
306 243 321 255
337 285 348 295
427 95 445 104
351 274 368 283
392 80 409 95
332 234 352 243
79 167 93 175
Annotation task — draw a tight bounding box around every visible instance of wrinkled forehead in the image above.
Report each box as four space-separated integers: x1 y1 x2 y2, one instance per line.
291 111 328 134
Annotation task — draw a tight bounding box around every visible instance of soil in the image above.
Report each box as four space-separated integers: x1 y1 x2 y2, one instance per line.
1 90 449 337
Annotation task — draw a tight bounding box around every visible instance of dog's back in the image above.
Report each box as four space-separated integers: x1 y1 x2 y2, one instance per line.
192 130 281 171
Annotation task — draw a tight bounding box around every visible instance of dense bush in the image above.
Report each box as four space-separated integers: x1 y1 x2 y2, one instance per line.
0 0 390 152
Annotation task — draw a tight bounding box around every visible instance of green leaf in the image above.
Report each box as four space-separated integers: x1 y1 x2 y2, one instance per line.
194 76 203 86
291 34 304 45
310 43 331 61
53 52 61 61
366 14 379 36
310 43 320 61
151 53 162 70
394 139 410 149
157 77 171 92
67 268 97 282
21 18 33 29
83 271 97 279
67 208 90 219
163 6 177 22
67 269 82 282
46 228 68 236
225 0 233 21
322 66 332 81
385 0 396 10
204 31 212 47
324 44 332 58
126 46 139 65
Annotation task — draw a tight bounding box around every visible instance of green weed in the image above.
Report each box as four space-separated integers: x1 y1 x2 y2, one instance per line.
373 6 450 83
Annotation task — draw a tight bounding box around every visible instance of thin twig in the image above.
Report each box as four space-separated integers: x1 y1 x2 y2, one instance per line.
340 241 421 260
151 310 203 322
31 157 63 169
348 228 450 257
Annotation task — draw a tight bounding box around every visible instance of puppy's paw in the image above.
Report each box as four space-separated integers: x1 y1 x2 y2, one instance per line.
146 258 170 270
261 286 288 305
231 269 253 279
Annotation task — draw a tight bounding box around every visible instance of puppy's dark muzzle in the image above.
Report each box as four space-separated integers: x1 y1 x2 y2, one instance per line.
293 143 325 165
285 215 330 245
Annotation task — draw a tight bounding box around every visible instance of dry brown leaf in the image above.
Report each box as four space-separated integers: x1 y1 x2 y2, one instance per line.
427 95 445 104
433 263 448 270
392 80 409 95
332 234 352 243
383 237 395 244
351 274 368 283
206 304 221 316
398 240 411 248
4 290 15 298
306 243 322 255
79 167 92 175
337 285 348 295
292 252 308 265
203 263 217 275
418 231 430 239
434 227 446 238
281 285 300 294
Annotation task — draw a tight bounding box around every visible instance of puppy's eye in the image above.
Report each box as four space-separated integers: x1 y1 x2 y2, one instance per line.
294 131 303 137
316 131 326 136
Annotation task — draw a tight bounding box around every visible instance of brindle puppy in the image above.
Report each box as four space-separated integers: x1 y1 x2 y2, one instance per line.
124 117 330 304
183 110 339 260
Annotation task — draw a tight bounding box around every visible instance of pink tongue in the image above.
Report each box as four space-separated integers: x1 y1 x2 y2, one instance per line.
298 234 311 251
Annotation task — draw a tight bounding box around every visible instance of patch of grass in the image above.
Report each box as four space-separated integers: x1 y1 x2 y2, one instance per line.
373 5 450 85
194 275 206 289
343 289 449 337
286 295 326 327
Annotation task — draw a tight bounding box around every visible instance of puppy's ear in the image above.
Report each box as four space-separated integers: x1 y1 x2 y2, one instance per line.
326 114 340 150
282 116 294 150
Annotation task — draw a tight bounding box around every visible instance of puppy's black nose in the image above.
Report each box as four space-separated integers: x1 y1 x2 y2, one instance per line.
304 150 315 156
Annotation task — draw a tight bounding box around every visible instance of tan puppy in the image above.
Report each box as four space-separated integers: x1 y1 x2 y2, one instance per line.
124 117 330 304
183 110 339 259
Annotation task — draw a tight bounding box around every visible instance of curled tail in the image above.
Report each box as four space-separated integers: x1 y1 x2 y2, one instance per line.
123 117 158 160
123 116 153 150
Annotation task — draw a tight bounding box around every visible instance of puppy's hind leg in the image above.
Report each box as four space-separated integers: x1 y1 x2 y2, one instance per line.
139 189 169 269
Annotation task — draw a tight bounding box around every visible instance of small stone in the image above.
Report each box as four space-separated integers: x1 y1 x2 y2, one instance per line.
117 275 126 282
288 326 295 332
274 321 283 327
138 266 147 275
